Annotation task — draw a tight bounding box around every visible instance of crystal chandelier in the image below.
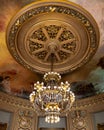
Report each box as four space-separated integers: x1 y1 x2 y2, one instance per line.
29 54 75 124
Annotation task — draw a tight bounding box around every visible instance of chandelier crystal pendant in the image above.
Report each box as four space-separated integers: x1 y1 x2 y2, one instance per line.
29 53 75 123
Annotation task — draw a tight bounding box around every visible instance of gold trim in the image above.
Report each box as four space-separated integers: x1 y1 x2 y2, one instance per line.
6 0 100 74
0 91 104 112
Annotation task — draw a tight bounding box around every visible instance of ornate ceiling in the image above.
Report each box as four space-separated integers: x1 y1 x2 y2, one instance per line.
0 0 104 99
6 0 99 74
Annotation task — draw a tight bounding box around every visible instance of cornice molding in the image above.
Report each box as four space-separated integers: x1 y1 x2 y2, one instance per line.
72 93 104 110
0 92 33 110
0 91 104 111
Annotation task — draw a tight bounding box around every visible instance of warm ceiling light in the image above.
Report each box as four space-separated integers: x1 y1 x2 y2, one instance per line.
29 54 75 123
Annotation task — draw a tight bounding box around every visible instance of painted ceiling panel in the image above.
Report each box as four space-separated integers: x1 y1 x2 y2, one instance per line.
0 0 104 100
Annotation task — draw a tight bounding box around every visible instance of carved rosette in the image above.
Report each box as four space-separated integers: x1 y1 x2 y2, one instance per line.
6 0 99 74
71 110 87 130
18 110 33 130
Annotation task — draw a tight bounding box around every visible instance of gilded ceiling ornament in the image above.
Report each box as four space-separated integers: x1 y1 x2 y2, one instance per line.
6 0 99 74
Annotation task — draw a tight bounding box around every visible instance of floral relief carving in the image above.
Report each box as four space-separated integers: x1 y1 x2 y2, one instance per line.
18 110 33 130
71 110 87 130
6 1 99 74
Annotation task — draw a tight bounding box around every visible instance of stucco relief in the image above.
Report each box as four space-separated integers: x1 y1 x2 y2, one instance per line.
17 110 33 130
70 110 87 130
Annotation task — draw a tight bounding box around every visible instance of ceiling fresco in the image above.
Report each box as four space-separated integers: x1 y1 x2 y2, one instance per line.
0 0 104 100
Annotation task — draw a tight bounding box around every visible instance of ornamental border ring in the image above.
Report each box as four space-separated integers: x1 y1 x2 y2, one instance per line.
6 0 99 74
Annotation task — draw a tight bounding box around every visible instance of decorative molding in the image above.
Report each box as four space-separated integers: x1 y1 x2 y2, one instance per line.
17 109 34 130
6 0 99 74
71 110 87 130
0 92 33 110
0 91 104 111
71 93 104 110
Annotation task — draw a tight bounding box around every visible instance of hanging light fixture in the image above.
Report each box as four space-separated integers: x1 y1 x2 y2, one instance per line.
29 53 75 123
6 0 99 124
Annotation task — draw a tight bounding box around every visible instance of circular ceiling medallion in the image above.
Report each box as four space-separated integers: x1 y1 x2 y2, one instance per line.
6 0 99 74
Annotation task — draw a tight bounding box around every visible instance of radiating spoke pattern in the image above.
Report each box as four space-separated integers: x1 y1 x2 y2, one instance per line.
30 38 45 45
56 28 63 40
27 24 77 62
42 28 50 40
